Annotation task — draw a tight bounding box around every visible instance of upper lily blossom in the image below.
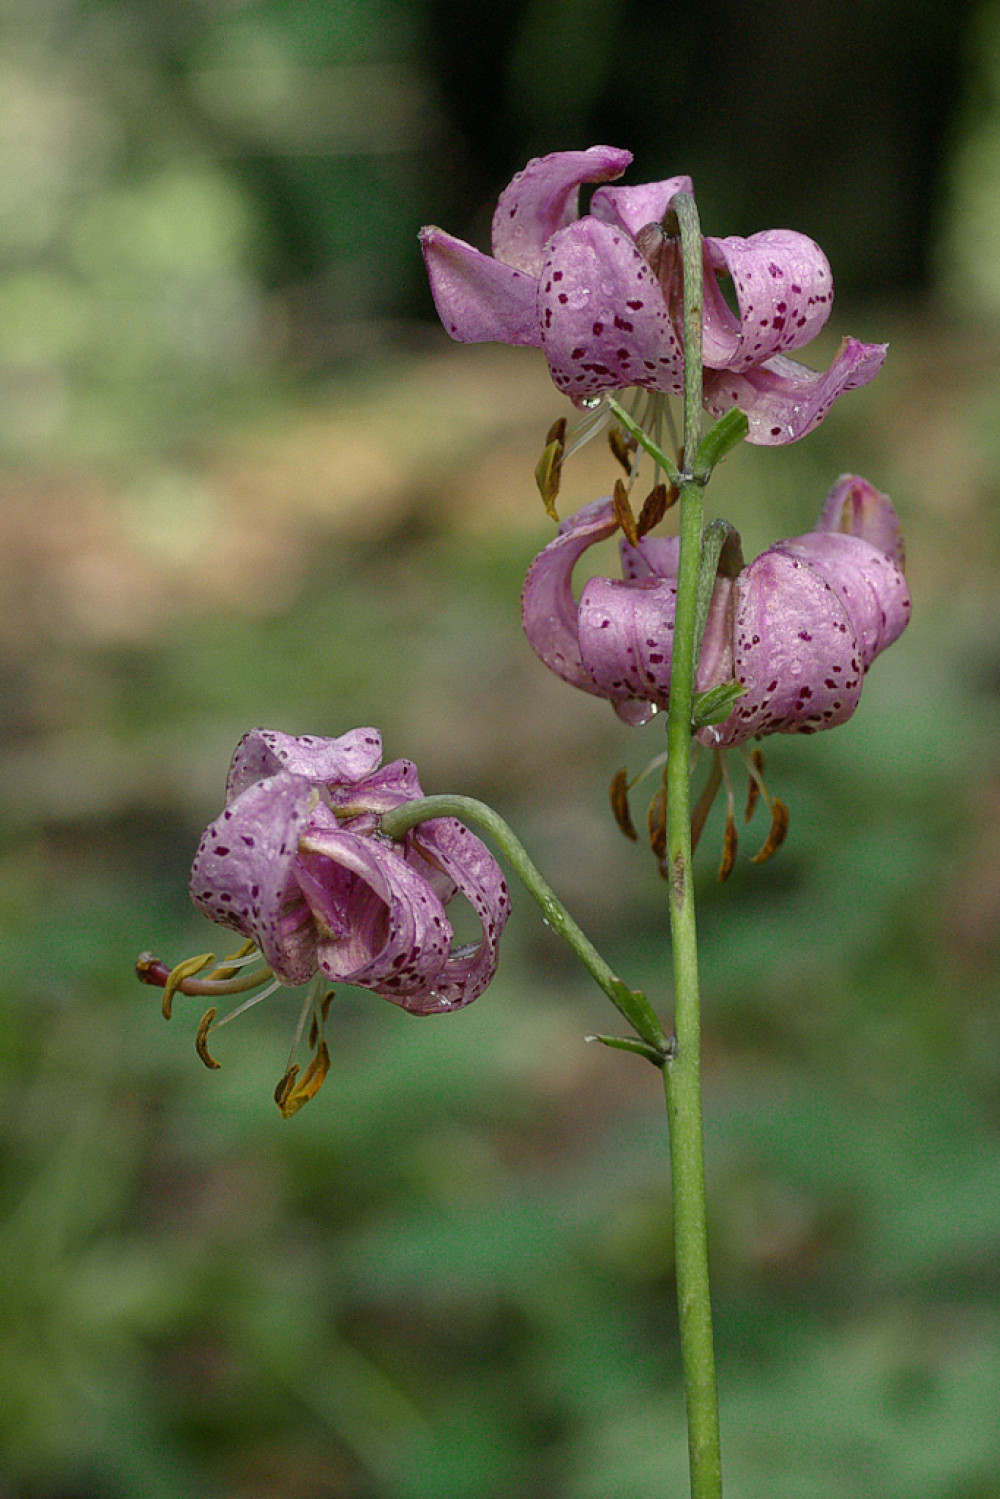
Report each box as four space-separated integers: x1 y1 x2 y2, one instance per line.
420 147 886 444
521 474 911 741
189 727 510 1014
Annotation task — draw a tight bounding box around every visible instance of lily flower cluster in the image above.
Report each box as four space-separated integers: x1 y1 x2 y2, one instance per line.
522 473 910 742
139 728 510 1113
421 146 886 444
142 147 907 1107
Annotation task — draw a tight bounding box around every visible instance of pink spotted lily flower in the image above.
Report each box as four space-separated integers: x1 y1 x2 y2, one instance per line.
521 475 911 742
139 728 510 1115
190 727 510 1011
420 147 886 444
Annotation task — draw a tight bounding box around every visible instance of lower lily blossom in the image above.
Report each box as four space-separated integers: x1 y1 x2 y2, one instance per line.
189 728 511 1013
420 146 886 444
138 729 511 1114
521 474 911 742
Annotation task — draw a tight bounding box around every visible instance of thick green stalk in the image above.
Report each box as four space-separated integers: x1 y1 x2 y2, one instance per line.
663 192 722 1499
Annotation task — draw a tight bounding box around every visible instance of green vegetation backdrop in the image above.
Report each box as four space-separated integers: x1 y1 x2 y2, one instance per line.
1 1 998 1495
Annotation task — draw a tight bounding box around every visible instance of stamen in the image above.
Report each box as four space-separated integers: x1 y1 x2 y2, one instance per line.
559 399 613 464
752 799 790 864
307 977 334 1049
736 744 791 863
610 767 638 842
284 973 329 1074
744 746 766 822
612 478 639 547
718 753 738 882
608 426 638 473
136 948 277 1015
195 1008 221 1069
210 974 283 1031
274 1064 300 1111
204 939 261 980
636 482 676 538
158 952 215 1020
275 1042 331 1119
534 417 566 520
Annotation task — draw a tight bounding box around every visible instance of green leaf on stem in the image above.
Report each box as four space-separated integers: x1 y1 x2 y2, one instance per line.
605 397 683 487
692 680 747 728
693 407 749 481
585 1033 668 1066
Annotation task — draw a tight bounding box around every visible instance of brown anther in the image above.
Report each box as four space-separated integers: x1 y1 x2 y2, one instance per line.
274 1065 300 1111
320 989 335 1023
308 1015 319 1049
718 812 738 882
610 768 638 842
744 747 766 822
275 1042 331 1119
752 798 790 864
613 478 639 548
636 482 676 538
648 785 667 860
535 417 567 521
608 426 638 472
195 1008 222 1069
154 951 216 1019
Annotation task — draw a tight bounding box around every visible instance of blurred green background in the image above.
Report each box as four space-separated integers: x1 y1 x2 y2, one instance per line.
1 0 999 1495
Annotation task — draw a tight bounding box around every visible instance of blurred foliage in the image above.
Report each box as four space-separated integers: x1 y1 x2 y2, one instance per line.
2 0 1000 1496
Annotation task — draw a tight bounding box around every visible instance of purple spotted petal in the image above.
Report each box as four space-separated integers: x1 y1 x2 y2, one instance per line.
419 227 541 346
298 803 458 1014
491 146 632 274
816 473 906 568
702 337 888 445
777 531 911 668
701 231 834 372
588 174 694 236
577 574 679 706
408 817 511 1007
620 531 680 581
538 217 684 401
190 771 321 984
521 497 620 695
707 551 864 747
323 756 427 831
225 727 383 803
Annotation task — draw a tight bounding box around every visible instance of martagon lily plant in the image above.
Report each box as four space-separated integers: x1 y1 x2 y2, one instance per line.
139 147 909 1499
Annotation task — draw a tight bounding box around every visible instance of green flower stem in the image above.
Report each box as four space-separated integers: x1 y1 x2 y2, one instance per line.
665 191 722 1499
379 795 669 1054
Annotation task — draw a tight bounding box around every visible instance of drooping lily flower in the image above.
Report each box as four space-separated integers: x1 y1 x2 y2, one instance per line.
189 727 510 1012
420 147 886 444
138 728 510 1114
521 474 911 743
